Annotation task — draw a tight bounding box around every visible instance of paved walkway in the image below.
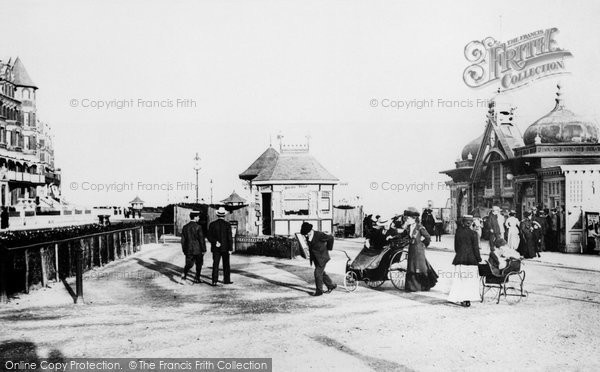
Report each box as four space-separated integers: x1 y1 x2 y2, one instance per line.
1 239 599 371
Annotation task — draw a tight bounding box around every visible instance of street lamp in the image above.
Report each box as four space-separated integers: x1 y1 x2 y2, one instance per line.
193 153 201 203
210 179 213 204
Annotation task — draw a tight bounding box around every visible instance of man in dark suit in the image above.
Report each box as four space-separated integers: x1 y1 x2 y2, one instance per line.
208 207 233 286
180 212 206 284
301 222 336 296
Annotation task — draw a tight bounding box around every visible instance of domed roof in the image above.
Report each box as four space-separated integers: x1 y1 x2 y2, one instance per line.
461 134 483 161
523 84 599 145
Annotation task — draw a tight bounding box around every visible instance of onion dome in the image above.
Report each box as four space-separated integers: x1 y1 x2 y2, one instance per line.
461 134 484 161
523 84 599 145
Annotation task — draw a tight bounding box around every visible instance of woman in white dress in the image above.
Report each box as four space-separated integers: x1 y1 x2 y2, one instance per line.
505 210 520 251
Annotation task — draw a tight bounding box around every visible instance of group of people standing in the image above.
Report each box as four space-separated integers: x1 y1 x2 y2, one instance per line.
487 205 560 259
363 207 439 292
180 207 233 286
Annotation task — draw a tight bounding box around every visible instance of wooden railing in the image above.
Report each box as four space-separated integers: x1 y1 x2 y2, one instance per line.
0 223 174 304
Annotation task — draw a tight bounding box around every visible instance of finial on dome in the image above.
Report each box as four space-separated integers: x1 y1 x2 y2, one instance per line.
534 129 542 144
554 82 564 110
467 152 473 160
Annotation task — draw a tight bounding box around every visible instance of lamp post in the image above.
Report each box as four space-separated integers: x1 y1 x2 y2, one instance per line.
193 153 201 203
210 179 213 204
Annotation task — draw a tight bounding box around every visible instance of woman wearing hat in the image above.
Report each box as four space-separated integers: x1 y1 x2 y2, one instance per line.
519 211 537 259
505 211 520 251
448 215 481 307
401 207 438 292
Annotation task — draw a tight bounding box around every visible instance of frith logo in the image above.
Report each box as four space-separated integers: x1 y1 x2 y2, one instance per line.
463 28 572 90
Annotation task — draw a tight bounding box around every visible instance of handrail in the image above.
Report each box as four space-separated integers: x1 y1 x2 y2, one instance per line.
2 223 173 252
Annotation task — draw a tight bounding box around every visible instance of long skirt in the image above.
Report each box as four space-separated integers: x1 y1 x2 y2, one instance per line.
507 229 520 251
447 265 480 302
405 260 438 292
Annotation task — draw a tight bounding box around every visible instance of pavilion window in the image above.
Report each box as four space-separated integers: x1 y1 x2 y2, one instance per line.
320 191 331 212
283 198 309 216
544 180 563 209
493 163 501 192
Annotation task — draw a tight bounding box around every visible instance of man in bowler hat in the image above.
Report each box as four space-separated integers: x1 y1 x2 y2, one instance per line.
180 212 206 284
208 207 233 286
301 222 336 296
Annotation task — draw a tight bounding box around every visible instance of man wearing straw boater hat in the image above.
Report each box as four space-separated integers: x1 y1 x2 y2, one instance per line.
208 207 233 286
300 222 336 296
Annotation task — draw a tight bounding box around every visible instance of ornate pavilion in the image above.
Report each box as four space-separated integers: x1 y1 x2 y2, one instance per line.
441 84 600 253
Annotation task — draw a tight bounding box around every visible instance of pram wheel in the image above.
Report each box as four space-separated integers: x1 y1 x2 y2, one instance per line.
389 250 407 290
365 279 384 288
505 287 528 304
480 284 500 303
389 269 406 290
344 271 358 292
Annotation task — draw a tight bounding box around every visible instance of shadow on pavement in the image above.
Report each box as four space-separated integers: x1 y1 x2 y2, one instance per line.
133 257 183 284
0 340 65 363
312 335 414 372
230 267 313 294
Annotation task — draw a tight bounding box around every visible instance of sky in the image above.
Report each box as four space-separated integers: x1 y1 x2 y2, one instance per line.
1 0 599 217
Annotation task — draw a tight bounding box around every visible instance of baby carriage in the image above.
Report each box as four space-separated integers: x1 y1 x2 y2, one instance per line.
478 258 528 304
343 237 409 291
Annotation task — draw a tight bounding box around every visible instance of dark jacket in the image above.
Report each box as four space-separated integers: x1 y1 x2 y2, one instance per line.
181 221 206 255
0 209 8 229
488 213 503 241
421 210 436 235
308 230 334 267
452 225 481 265
208 218 233 252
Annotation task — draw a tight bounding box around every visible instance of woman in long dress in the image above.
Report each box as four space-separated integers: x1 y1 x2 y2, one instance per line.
505 211 520 251
402 207 438 292
448 215 482 307
519 212 537 259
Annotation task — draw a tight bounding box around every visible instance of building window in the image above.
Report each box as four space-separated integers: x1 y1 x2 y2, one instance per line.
320 191 331 212
283 198 309 216
544 180 563 209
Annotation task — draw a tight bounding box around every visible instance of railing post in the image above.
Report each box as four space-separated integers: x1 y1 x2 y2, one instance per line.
112 233 117 261
129 229 133 254
75 239 84 304
54 243 59 281
98 236 103 267
40 247 48 288
0 247 8 303
24 248 30 294
119 231 123 258
68 242 73 277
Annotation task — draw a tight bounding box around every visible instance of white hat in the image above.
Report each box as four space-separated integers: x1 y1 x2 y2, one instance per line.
216 207 227 217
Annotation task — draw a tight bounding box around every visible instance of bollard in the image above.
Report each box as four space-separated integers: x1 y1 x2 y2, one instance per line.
155 225 158 244
75 240 84 304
